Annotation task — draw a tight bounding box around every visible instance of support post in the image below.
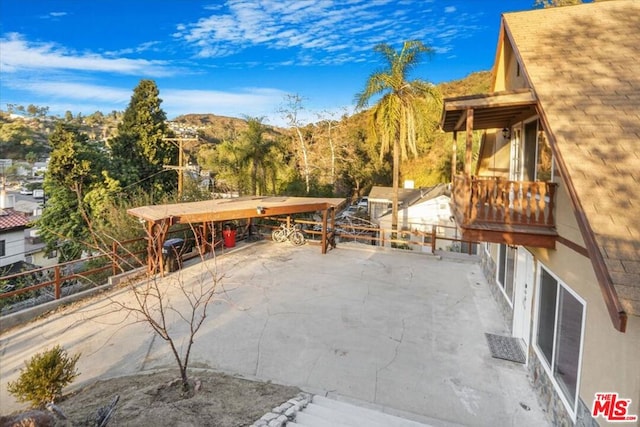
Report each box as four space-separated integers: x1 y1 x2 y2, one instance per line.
452 130 457 182
54 265 61 300
431 225 437 253
321 209 328 254
464 108 474 178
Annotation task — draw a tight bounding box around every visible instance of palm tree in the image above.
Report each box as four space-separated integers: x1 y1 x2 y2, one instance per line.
240 116 278 196
355 40 439 231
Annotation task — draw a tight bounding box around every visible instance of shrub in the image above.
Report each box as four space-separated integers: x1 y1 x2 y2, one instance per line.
7 345 80 408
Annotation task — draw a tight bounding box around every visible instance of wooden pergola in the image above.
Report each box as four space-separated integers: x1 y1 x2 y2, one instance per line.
127 195 346 275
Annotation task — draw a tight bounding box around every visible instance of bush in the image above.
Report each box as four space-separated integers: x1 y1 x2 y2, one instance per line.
7 345 80 408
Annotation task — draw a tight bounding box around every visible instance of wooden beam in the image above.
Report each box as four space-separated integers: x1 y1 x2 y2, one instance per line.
452 131 457 183
175 202 336 224
454 110 467 132
464 108 474 177
457 227 557 249
321 208 328 254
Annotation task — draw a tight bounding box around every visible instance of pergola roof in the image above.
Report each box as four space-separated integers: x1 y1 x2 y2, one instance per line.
128 196 348 275
128 196 347 225
440 89 537 132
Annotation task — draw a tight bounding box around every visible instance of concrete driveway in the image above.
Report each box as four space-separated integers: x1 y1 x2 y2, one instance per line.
0 242 548 426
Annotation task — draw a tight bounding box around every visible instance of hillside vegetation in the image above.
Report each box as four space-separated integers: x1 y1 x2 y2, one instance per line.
1 70 491 198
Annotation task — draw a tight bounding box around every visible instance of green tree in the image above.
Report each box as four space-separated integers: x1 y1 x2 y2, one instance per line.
355 40 440 230
109 79 176 196
7 345 80 408
240 116 279 196
37 122 109 260
280 94 311 193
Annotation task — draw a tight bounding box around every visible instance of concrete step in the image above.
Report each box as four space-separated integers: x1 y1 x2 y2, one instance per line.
293 410 354 427
291 395 433 427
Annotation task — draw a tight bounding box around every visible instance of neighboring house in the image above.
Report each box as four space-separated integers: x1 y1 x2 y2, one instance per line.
440 2 639 426
24 228 57 268
0 209 29 269
32 161 48 177
367 185 424 220
374 184 460 253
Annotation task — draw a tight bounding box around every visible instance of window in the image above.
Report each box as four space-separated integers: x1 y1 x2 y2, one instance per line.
0 240 5 257
511 120 554 183
497 244 516 303
535 266 585 418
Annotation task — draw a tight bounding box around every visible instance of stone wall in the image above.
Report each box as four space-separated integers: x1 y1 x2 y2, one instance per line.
528 348 599 427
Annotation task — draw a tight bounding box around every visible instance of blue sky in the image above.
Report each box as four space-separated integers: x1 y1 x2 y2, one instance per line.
0 0 537 127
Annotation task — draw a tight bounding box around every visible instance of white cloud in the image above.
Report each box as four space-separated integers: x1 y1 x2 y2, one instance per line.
2 76 293 125
0 33 175 77
22 81 132 104
162 87 289 122
172 0 477 65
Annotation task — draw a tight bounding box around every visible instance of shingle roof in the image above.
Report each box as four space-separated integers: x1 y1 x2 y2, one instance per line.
504 0 640 317
368 186 424 205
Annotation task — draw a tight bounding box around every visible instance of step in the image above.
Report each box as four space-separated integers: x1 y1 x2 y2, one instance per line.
303 395 433 427
293 410 354 427
302 403 389 427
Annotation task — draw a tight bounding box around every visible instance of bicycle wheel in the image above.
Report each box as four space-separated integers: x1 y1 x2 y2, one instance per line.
272 229 285 242
290 230 306 246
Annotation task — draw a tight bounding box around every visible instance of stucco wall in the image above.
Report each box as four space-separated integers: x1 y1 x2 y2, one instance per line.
530 180 639 425
0 229 26 267
477 179 640 426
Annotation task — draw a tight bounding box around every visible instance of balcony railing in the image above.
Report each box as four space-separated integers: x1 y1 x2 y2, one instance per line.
453 175 557 230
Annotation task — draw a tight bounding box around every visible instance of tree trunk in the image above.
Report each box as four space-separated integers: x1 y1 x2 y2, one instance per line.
391 137 400 234
294 126 310 193
252 157 258 196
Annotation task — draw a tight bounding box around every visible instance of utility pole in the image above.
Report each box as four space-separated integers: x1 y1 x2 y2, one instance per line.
163 137 198 198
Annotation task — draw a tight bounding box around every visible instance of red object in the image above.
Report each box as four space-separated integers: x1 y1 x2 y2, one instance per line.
222 229 236 248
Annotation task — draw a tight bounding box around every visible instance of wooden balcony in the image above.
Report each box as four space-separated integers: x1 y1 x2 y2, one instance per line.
452 175 558 248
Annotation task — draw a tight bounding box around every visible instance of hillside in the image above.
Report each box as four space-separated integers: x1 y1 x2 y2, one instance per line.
438 71 492 98
1 70 491 194
170 113 288 145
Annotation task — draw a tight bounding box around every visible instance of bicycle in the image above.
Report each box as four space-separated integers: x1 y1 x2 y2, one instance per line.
271 223 305 246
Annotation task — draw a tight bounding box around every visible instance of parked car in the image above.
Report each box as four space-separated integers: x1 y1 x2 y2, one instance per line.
19 188 32 195
357 197 368 208
337 205 367 220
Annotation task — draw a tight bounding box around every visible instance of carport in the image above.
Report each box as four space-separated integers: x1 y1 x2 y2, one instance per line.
127 195 346 275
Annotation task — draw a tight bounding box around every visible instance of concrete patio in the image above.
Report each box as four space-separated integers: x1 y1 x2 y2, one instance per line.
0 242 549 426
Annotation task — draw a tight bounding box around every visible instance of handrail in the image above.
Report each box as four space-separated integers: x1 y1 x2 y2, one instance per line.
453 175 557 228
0 236 148 312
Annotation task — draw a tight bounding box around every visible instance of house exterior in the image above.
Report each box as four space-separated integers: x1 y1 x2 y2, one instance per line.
374 184 460 252
367 185 424 220
440 2 640 426
0 209 29 270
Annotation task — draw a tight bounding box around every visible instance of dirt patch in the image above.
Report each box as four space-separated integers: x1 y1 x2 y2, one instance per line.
2 370 301 427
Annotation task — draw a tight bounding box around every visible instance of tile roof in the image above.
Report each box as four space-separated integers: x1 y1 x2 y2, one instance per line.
0 209 29 231
504 0 640 317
